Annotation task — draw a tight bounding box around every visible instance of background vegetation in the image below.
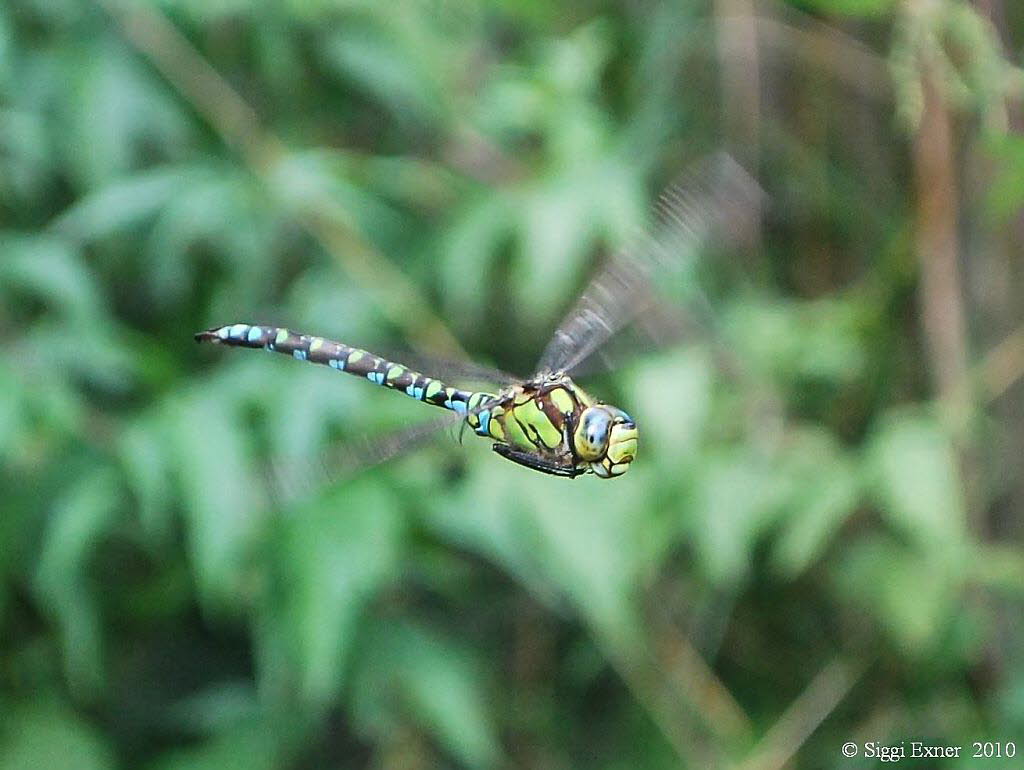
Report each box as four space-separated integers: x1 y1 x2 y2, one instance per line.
3 0 1024 767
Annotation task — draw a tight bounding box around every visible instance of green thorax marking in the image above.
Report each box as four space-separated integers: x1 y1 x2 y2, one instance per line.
485 376 594 463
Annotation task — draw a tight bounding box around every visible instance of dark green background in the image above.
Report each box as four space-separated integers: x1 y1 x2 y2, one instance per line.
3 0 1024 767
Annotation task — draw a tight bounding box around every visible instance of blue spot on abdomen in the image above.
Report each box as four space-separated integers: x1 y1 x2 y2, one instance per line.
476 409 491 435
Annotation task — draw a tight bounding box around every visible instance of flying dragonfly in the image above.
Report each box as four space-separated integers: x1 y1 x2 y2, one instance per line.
196 154 759 481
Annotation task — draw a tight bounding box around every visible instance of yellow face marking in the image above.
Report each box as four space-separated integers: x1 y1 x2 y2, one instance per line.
608 436 637 464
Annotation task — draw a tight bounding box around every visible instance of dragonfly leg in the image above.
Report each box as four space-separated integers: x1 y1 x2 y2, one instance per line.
491 444 584 478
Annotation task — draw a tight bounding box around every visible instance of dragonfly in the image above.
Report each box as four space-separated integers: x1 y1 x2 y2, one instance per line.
196 154 758 481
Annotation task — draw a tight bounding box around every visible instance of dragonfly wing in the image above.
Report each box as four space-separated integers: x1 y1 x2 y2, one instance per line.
264 392 504 506
562 298 698 378
266 411 466 506
534 152 762 377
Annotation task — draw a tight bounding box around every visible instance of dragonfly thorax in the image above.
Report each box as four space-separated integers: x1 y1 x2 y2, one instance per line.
476 375 637 479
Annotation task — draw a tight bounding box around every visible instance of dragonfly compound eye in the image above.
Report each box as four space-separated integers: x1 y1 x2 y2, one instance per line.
574 407 614 462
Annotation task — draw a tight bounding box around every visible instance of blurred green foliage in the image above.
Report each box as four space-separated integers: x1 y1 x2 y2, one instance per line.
3 0 1024 768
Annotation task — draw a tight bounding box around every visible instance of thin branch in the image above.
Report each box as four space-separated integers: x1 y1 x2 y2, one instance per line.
95 0 467 358
979 325 1024 400
716 0 763 157
653 623 754 743
734 658 863 770
598 632 729 769
910 4 972 437
717 2 892 103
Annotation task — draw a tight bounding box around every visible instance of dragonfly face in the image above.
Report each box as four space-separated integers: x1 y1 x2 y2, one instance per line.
574 405 638 478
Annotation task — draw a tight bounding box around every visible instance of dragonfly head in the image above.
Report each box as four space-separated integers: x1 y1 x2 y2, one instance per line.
574 405 638 478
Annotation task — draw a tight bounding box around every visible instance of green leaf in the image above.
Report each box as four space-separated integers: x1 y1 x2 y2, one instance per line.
66 41 192 186
119 415 174 543
625 348 713 471
424 460 648 648
726 298 866 384
146 723 280 770
515 177 593 318
51 167 199 242
0 700 115 770
771 428 861 577
33 467 120 695
0 234 102 321
795 0 898 17
0 108 52 202
145 169 257 306
19 321 139 393
320 25 443 128
353 622 501 769
0 360 25 459
438 193 512 327
171 392 263 611
986 135 1024 222
0 13 12 95
865 411 967 556
166 681 261 735
689 450 777 584
275 478 404 704
834 536 962 658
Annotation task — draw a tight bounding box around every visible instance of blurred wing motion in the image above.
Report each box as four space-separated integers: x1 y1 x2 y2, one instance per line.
534 152 762 378
266 410 469 506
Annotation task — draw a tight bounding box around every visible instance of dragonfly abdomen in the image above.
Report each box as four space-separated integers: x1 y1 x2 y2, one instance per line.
195 324 498 421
